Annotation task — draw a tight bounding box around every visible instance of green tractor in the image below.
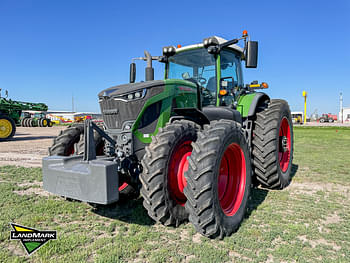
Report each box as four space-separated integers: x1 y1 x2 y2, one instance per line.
20 112 53 127
0 90 48 140
43 31 293 238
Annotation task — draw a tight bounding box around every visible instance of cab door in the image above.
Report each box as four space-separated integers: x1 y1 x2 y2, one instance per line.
218 49 243 106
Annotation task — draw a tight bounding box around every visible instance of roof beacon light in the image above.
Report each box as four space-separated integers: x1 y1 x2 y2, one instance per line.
177 44 182 48
242 30 248 37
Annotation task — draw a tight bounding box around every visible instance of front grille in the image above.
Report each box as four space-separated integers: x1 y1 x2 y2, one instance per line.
100 98 145 129
99 85 164 129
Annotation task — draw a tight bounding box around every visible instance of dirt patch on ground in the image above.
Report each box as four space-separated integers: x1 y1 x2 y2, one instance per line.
192 232 202 243
298 235 341 251
0 126 65 167
13 181 52 197
289 182 350 198
7 242 26 257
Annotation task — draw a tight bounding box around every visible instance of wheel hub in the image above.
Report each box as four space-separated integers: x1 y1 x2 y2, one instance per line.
0 119 12 138
218 143 246 216
278 117 291 172
280 136 288 152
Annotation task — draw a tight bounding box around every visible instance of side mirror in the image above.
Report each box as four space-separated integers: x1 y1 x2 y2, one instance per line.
245 41 258 68
130 63 136 83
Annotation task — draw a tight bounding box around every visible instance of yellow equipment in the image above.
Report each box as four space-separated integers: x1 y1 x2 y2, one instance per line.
302 91 307 123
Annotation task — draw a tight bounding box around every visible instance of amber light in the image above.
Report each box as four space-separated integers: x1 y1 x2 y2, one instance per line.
242 30 248 37
262 82 269 89
219 89 228 96
177 44 182 48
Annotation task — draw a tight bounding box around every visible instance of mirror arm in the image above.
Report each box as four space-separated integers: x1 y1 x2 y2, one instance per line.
219 38 238 49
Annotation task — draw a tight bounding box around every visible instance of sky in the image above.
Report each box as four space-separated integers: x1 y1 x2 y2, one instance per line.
0 0 349 116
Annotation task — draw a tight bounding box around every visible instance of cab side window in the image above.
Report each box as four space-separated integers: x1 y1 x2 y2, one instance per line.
220 50 242 89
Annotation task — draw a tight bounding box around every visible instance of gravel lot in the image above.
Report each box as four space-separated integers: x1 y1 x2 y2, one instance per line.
0 126 65 167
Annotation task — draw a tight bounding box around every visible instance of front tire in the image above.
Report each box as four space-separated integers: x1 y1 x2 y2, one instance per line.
184 120 251 238
140 120 198 226
252 99 294 189
49 124 84 155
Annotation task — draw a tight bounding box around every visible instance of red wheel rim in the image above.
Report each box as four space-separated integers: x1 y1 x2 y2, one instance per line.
119 182 128 191
67 145 75 155
278 117 291 172
218 143 246 216
168 140 192 206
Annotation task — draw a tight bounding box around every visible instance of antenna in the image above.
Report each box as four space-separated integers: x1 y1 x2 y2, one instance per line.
340 92 343 123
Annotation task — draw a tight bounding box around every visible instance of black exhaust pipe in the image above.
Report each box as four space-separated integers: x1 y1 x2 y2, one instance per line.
144 50 154 81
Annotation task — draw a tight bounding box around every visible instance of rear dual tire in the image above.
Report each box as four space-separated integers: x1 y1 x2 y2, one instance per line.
252 99 294 189
23 118 30 127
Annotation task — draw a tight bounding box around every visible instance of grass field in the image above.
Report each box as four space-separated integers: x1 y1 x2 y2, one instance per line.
0 126 349 262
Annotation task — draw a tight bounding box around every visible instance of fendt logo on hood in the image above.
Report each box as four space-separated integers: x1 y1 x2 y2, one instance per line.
10 223 57 256
103 109 119 115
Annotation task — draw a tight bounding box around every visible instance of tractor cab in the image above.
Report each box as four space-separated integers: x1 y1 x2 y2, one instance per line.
163 33 257 107
165 37 246 108
161 34 259 124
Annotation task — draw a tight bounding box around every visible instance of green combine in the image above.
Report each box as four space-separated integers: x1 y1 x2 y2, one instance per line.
0 90 48 140
43 31 294 238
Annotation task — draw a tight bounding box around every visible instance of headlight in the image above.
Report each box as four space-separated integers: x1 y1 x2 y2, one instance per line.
113 88 147 102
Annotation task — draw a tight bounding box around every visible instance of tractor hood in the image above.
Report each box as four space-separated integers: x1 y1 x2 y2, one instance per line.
98 80 165 98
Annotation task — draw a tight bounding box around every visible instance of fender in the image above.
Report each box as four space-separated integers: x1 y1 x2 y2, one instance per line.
171 108 210 127
237 92 270 118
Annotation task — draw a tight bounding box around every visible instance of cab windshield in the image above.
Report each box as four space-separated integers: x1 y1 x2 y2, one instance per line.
167 48 216 106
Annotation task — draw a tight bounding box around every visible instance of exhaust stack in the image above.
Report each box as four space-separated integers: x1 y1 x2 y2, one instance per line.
144 50 154 81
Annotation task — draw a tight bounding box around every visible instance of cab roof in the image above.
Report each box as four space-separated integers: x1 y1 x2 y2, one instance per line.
176 36 244 54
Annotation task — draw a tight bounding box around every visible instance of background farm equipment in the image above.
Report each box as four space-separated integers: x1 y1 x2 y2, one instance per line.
291 111 304 124
318 113 337 123
74 115 92 123
43 32 294 238
20 111 53 127
0 90 48 140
